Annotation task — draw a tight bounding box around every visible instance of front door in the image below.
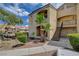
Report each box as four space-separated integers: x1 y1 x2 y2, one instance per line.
36 26 47 37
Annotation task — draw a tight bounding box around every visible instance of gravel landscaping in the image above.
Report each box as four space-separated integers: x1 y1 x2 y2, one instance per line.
0 39 45 51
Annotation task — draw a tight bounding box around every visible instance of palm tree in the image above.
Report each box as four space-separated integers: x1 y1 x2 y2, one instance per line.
36 13 51 42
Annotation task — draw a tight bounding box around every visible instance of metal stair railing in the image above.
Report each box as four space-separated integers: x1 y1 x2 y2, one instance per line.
52 22 63 41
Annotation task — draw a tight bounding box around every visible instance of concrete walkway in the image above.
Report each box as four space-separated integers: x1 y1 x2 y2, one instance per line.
0 37 78 56
0 45 58 56
48 38 73 49
0 45 79 56
57 48 79 56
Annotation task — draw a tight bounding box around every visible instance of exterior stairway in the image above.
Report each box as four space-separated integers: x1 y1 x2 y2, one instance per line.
48 38 73 49
50 22 73 49
51 22 63 41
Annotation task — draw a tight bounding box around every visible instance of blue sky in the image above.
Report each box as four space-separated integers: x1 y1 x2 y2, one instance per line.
0 3 63 26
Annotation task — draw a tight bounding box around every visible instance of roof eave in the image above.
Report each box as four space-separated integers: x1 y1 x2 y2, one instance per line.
28 3 57 16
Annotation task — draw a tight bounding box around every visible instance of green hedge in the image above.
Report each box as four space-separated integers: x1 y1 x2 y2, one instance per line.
67 33 79 51
16 32 28 43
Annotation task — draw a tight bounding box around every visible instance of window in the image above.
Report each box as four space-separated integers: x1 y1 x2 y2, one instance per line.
36 26 41 36
36 26 47 36
44 11 47 18
38 10 47 19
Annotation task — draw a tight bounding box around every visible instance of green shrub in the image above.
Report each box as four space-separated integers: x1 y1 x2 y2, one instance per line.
16 32 28 43
32 32 35 36
67 33 79 51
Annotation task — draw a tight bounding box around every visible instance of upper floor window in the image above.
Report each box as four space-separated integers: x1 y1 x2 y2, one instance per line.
44 11 47 18
38 10 47 19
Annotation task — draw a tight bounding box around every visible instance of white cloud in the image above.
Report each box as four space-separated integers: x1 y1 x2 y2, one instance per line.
25 25 28 27
25 25 28 26
15 8 29 16
0 4 29 16
0 3 63 16
11 7 29 16
26 19 29 23
1 5 18 15
22 11 29 16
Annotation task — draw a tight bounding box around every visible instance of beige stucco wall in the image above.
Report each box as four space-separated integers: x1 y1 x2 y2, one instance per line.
76 4 79 33
57 15 77 36
29 8 48 38
61 27 76 37
57 3 77 36
29 3 78 40
29 14 37 37
29 6 57 40
48 7 57 40
57 4 76 18
58 16 76 27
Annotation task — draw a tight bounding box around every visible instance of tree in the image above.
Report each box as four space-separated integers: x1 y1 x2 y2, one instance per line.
0 9 23 26
0 8 23 33
0 9 23 40
36 13 51 42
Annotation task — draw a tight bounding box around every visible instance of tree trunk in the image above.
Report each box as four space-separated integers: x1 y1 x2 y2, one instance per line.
40 26 45 42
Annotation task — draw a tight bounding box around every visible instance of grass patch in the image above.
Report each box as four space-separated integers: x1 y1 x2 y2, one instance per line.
67 33 79 51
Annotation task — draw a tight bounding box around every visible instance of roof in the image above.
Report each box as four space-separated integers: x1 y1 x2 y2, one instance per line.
28 3 57 16
57 3 64 10
29 3 78 16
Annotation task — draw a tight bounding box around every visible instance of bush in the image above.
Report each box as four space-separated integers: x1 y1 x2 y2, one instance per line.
67 33 79 51
16 32 28 43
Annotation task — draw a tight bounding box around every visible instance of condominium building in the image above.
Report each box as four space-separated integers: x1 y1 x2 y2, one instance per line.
29 3 79 40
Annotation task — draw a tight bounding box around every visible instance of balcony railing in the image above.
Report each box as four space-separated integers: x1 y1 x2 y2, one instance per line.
57 20 76 27
57 7 76 18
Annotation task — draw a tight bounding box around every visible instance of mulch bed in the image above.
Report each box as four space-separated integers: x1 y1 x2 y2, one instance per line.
13 40 45 49
0 39 45 51
13 40 45 48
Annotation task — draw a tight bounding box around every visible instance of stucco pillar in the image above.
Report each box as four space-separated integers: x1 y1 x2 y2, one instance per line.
76 4 79 33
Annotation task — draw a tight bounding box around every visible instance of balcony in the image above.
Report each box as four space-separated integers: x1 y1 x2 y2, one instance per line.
57 20 76 28
57 7 76 18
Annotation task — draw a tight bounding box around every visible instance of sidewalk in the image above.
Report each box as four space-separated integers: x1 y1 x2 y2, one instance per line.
0 45 58 56
57 48 79 56
48 38 72 49
0 44 79 56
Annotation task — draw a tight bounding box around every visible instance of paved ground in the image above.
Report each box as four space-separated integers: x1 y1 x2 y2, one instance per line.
0 45 79 56
0 45 58 56
57 48 79 56
0 38 79 56
48 38 73 49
